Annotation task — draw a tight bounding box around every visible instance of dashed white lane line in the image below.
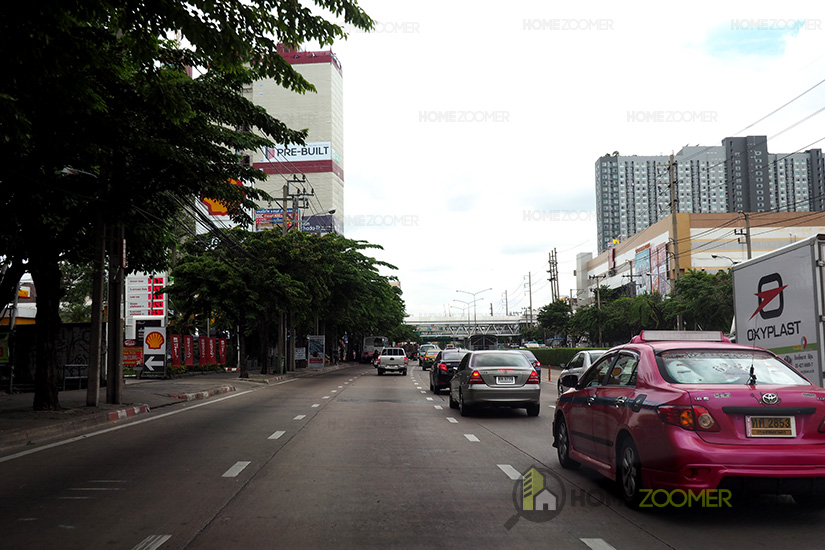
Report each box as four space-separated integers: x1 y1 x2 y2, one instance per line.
338 385 343 388
447 417 458 423
331 390 338 393
420 390 426 394
323 396 330 399
312 404 320 407
581 539 617 550
426 397 434 401
294 415 306 420
464 434 480 442
497 464 522 480
222 461 251 478
268 431 286 440
434 405 443 410
132 534 172 550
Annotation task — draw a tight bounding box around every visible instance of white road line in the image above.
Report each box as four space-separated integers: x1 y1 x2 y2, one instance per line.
268 431 286 440
338 386 343 388
420 390 426 394
311 404 320 407
434 405 443 410
132 534 172 550
464 434 480 442
497 464 522 480
221 461 251 478
426 397 434 401
447 417 458 423
323 396 330 399
581 539 617 550
294 415 306 420
331 390 337 393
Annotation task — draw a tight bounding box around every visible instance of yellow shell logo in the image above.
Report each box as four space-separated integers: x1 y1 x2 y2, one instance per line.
146 332 164 350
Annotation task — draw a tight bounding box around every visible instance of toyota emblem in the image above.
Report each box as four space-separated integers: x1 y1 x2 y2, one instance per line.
761 393 780 405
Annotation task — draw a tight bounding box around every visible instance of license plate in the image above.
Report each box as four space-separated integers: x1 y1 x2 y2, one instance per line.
497 376 515 385
746 416 796 437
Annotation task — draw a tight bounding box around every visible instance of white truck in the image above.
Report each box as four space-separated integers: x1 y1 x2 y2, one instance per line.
732 234 825 386
375 347 408 376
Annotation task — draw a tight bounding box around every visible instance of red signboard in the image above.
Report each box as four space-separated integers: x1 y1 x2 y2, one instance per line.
170 334 181 367
184 335 194 367
218 338 227 365
123 346 143 367
208 337 217 365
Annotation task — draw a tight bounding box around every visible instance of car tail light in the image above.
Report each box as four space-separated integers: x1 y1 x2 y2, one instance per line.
657 405 720 432
469 370 484 384
818 417 825 433
375 358 380 365
438 363 448 372
527 370 540 384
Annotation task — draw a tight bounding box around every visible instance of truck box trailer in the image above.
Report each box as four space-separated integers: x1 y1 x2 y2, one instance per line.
732 234 825 386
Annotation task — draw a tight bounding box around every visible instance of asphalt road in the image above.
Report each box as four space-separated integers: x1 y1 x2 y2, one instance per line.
1 363 823 550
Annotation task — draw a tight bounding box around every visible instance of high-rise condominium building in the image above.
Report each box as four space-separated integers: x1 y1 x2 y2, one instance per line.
595 136 825 253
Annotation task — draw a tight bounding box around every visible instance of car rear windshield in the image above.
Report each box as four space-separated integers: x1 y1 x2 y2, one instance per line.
474 353 529 367
443 350 468 361
657 350 810 385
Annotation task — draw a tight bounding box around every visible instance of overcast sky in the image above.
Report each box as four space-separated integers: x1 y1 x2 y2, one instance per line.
309 0 825 319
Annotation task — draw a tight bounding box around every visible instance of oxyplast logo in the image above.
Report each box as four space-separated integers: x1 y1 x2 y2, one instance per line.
750 273 787 320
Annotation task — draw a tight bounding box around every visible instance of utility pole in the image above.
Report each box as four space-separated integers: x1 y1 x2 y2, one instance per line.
589 274 606 346
547 249 559 302
106 224 125 404
744 212 752 259
504 290 509 316
669 153 683 330
527 273 533 325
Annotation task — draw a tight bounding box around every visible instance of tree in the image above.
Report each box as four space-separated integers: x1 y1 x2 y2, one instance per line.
537 300 571 339
0 1 373 409
665 269 733 331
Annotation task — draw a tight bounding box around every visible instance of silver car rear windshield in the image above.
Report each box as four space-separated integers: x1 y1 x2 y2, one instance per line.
474 353 529 367
657 350 809 385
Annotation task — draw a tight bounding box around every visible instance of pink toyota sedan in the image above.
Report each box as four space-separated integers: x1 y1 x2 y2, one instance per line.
554 330 825 508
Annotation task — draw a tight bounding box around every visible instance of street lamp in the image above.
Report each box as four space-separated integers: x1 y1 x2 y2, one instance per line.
456 288 491 342
711 254 738 266
453 299 473 344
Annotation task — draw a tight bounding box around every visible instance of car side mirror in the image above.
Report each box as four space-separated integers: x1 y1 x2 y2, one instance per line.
560 374 578 388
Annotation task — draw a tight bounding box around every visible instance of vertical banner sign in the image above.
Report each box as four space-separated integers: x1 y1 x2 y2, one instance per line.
142 327 167 376
184 335 194 367
308 335 325 368
170 334 181 367
198 337 208 366
208 337 217 365
218 338 227 365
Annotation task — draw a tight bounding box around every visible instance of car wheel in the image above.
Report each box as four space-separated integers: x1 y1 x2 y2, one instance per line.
429 378 434 391
526 403 540 417
556 416 580 470
617 438 644 508
459 391 473 417
449 390 459 409
402 370 407 376
377 369 384 376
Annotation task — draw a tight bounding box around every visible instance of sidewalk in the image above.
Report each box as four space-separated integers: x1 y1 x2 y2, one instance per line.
0 362 361 457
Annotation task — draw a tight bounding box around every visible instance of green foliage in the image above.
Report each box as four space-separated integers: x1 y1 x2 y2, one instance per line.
528 347 609 368
536 300 570 336
664 269 733 331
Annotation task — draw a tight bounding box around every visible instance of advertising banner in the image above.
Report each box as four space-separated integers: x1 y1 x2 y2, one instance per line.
198 337 207 366
308 336 325 367
255 208 301 231
184 335 194 367
208 337 217 365
123 346 143 368
634 247 652 294
260 141 331 163
170 334 181 367
218 338 227 365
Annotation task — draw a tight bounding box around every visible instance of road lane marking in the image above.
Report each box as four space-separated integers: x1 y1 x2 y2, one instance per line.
338 386 343 388
294 415 306 420
426 397 434 401
222 461 251 478
323 396 330 399
581 539 617 550
497 464 522 480
132 534 172 550
331 390 337 393
447 417 458 423
268 431 286 440
434 405 443 410
420 390 426 394
464 434 480 442
312 404 320 407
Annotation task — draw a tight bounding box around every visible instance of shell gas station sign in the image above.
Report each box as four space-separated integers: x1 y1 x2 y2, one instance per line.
143 327 167 376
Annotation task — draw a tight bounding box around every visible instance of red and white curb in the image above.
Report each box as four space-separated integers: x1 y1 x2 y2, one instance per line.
107 404 149 421
169 385 236 401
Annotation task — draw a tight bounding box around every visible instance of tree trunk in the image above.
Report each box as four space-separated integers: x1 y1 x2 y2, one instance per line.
30 253 62 411
238 324 248 378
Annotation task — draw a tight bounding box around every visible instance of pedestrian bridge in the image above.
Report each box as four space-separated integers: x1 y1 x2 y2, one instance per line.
406 315 532 339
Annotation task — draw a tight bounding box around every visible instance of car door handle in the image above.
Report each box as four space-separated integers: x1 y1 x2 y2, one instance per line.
614 396 627 408
587 396 595 406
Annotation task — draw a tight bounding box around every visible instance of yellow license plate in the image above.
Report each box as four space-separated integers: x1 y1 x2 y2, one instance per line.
746 416 796 437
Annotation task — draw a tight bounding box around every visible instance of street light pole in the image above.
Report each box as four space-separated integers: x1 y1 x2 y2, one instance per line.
456 287 491 348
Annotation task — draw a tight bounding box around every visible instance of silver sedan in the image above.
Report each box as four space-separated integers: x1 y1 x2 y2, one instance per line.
557 349 606 394
448 350 541 417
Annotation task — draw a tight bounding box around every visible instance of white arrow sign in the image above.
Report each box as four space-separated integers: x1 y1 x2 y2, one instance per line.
144 355 165 371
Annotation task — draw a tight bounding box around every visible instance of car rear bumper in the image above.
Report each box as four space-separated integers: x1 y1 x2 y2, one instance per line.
376 364 406 370
464 385 540 406
644 463 825 493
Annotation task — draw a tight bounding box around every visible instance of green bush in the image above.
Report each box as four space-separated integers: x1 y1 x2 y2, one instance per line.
525 348 609 368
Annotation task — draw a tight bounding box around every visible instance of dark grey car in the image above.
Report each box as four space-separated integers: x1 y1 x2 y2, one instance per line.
448 350 541 417
557 350 606 394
